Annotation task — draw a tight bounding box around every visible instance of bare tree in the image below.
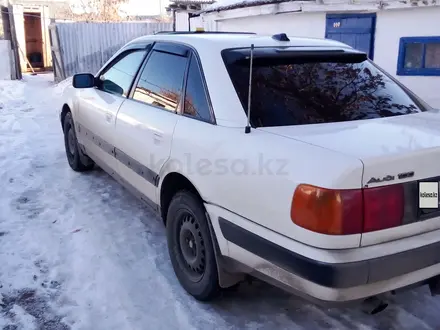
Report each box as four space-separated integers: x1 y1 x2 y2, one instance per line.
59 0 130 22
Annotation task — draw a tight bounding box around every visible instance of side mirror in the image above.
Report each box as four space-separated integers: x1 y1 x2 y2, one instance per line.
72 73 95 89
101 80 124 96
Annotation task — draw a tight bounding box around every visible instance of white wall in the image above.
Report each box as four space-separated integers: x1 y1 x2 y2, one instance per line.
190 15 202 31
13 5 27 73
216 12 326 37
375 7 440 108
188 14 211 31
176 11 189 31
41 5 53 68
0 40 12 80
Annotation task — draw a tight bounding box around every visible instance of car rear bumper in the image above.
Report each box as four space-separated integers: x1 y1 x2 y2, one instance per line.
216 216 440 303
219 217 440 289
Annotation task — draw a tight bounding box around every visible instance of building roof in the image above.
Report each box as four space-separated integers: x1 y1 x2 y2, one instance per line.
167 0 215 11
170 0 215 4
202 0 305 13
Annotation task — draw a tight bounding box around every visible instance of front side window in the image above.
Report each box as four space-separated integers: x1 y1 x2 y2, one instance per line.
99 50 147 96
183 55 213 122
223 49 427 127
132 50 187 111
398 37 440 76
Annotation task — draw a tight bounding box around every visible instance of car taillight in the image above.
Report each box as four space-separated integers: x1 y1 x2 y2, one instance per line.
291 184 404 235
291 185 363 235
363 185 404 233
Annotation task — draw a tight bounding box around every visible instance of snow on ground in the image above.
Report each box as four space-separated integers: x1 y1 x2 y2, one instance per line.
1 74 440 330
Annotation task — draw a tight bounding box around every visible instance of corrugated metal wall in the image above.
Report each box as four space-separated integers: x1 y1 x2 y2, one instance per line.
52 22 172 81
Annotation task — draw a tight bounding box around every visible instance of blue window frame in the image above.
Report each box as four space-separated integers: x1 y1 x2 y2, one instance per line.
397 36 440 76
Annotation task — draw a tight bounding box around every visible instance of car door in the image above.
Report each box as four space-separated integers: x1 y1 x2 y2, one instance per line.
76 47 149 172
114 43 189 205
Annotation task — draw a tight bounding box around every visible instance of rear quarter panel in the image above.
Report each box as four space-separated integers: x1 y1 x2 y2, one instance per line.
162 116 365 249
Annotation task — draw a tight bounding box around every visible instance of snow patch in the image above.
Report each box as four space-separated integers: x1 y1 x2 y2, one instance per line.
1 73 440 330
10 304 37 330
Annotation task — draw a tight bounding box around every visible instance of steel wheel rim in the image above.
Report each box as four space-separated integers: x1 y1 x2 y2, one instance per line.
177 212 206 282
67 128 76 157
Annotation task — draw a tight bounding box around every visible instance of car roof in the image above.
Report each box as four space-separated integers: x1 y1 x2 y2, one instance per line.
129 33 352 51
123 33 355 127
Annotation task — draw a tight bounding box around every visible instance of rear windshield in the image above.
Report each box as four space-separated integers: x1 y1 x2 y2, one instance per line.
222 49 427 127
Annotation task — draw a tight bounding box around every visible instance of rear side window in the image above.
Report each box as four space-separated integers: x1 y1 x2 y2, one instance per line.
132 50 187 111
183 55 212 122
100 50 146 96
223 51 427 127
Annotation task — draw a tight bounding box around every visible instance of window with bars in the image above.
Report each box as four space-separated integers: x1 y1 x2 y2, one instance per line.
397 36 440 76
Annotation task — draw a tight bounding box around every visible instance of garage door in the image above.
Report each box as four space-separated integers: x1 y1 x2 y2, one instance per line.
325 14 376 59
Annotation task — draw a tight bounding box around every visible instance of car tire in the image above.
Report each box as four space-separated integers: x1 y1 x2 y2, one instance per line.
166 190 220 301
63 112 94 172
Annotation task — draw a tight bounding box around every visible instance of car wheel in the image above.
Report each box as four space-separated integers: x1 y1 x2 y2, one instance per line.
63 112 94 172
166 190 220 301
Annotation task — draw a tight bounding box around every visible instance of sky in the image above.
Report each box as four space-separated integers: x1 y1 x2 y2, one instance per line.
69 0 170 16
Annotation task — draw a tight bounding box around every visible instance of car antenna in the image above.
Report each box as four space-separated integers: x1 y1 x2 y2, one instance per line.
245 43 255 134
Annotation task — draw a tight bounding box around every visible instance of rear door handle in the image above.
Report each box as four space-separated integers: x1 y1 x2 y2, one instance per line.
153 133 162 144
105 112 112 122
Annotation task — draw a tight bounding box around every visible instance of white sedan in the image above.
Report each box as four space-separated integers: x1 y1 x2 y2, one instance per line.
60 31 440 311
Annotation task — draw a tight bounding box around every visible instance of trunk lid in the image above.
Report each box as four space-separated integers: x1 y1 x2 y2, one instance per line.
261 111 440 185
261 111 440 246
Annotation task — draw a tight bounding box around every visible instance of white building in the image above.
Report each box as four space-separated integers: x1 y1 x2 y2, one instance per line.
170 0 215 31
182 0 440 109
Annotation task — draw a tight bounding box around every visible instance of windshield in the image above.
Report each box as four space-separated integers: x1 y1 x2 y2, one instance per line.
223 49 428 127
